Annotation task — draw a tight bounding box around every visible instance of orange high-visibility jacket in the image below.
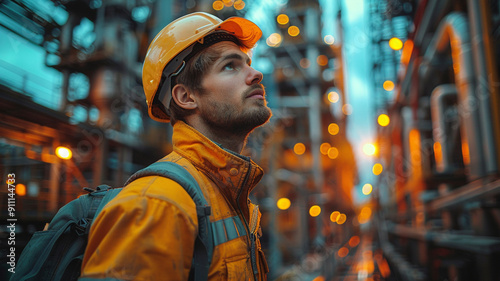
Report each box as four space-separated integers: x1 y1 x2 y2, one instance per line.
80 121 269 281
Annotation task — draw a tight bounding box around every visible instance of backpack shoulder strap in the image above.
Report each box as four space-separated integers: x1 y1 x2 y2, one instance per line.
125 161 208 208
125 161 213 281
90 185 123 221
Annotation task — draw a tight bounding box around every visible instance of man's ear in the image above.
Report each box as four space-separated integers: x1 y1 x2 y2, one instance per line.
171 84 197 110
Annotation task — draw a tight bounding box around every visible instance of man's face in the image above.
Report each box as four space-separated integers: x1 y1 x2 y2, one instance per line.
194 41 271 134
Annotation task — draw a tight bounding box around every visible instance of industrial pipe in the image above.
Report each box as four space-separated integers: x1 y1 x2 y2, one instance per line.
430 84 458 174
467 0 499 175
419 12 486 180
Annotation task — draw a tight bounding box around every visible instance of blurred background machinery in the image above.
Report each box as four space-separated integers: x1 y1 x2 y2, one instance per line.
368 0 500 280
1 0 500 280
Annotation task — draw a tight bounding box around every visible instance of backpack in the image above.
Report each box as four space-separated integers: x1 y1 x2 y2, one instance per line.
11 161 213 281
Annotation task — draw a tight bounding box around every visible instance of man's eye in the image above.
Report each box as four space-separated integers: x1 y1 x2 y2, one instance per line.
223 63 236 71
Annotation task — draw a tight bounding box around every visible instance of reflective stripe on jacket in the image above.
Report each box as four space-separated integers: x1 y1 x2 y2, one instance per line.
80 121 269 281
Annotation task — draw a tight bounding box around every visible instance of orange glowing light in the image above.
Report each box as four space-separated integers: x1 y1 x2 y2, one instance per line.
361 207 372 217
389 37 403 50
378 114 390 127
277 14 289 25
320 143 331 155
401 39 414 64
462 142 470 165
309 205 321 217
434 142 443 167
330 211 340 222
277 198 291 210
294 143 306 155
328 123 339 135
56 146 72 160
365 260 375 273
327 91 339 103
349 236 360 247
372 163 383 175
358 207 372 224
338 247 349 257
336 213 347 224
383 80 395 91
327 147 339 159
16 183 26 196
409 129 422 177
288 26 300 37
317 55 328 66
233 0 245 10
374 253 392 277
213 0 224 10
358 206 372 224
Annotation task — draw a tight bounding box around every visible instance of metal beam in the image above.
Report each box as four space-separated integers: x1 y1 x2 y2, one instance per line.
387 222 500 254
427 177 500 211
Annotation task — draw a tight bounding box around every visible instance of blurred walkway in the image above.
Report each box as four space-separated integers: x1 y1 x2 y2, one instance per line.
273 233 393 281
330 234 391 281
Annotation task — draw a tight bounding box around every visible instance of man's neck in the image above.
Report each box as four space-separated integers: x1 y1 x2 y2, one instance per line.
185 118 249 153
203 129 247 153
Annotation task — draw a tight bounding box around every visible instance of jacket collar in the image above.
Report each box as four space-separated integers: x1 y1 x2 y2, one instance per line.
172 121 264 215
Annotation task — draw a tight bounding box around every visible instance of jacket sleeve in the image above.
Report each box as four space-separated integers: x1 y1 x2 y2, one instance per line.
79 176 198 281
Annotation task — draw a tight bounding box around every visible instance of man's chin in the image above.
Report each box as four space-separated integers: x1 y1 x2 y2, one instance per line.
231 108 270 133
252 107 272 128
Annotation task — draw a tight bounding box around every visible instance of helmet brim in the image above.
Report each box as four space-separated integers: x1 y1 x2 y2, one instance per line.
216 17 262 50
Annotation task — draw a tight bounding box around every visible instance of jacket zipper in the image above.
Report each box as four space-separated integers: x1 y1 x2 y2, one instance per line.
236 163 259 281
198 161 260 280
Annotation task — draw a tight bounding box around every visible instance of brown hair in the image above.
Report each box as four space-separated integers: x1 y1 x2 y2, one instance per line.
168 34 246 125
168 47 220 124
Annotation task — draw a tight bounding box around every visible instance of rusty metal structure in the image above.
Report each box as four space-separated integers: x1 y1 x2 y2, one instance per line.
370 0 500 280
0 0 173 219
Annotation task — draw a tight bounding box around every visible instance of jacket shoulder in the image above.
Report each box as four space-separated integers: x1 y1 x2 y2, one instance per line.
108 175 198 222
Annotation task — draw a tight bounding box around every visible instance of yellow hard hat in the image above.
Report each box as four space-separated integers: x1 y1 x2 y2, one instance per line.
142 12 262 122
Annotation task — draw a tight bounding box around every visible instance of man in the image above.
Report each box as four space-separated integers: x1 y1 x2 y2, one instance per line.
79 12 271 281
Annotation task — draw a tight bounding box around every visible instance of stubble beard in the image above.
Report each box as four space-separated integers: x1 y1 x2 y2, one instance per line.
200 94 272 137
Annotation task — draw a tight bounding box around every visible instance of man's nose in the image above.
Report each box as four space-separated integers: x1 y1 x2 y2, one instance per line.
247 67 263 85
